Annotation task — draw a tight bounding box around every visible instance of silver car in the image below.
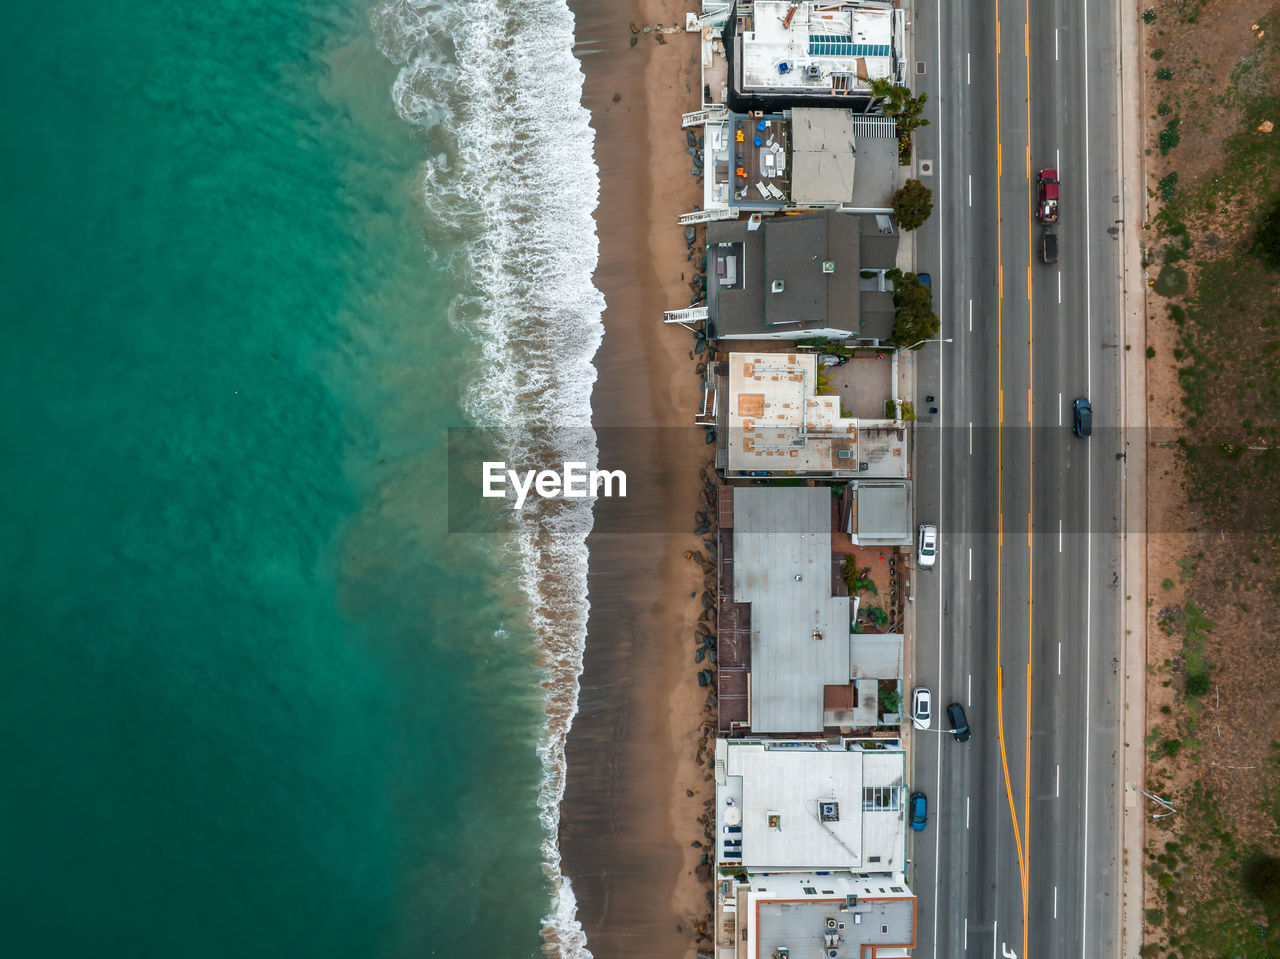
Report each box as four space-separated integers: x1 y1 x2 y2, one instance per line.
917 524 938 568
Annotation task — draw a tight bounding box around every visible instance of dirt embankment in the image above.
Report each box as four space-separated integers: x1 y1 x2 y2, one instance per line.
1139 2 1280 956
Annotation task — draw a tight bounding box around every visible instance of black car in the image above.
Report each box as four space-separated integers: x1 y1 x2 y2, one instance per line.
1073 397 1092 438
947 702 971 742
1040 231 1058 264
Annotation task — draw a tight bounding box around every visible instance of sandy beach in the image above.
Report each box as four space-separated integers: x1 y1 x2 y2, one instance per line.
559 1 713 957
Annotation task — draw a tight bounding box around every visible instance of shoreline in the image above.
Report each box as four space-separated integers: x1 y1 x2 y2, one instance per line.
559 1 711 956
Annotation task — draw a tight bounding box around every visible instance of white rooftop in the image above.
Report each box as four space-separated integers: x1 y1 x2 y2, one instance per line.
741 2 900 95
726 352 907 476
717 740 907 872
790 108 856 204
733 487 848 732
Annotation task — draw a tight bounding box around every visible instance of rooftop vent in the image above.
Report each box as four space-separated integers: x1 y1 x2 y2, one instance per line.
820 801 840 822
771 279 785 293
822 260 835 273
805 63 823 81
826 918 838 930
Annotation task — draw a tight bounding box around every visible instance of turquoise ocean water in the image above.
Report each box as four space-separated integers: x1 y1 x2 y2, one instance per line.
0 1 601 956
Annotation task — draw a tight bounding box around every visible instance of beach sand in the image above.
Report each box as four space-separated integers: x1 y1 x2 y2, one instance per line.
559 2 712 957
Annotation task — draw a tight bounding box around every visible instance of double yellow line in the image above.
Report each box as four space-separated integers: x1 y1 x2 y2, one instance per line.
992 0 1034 955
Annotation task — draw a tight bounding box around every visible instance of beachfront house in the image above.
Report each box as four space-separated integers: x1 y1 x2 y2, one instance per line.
710 738 917 959
713 487 906 737
703 212 898 344
708 352 907 477
719 1 907 115
685 107 898 220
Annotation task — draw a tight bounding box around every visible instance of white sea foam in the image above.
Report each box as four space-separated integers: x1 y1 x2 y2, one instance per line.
371 1 601 956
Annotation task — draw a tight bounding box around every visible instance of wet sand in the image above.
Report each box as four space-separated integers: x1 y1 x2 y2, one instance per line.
559 2 712 957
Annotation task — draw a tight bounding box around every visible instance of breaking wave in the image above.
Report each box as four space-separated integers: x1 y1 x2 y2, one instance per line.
370 0 602 955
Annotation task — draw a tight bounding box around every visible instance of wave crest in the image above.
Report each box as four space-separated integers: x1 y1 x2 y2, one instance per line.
371 1 602 956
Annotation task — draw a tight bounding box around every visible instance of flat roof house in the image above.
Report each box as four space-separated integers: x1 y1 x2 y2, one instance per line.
722 0 907 114
725 487 905 734
691 107 899 218
711 738 917 959
719 353 907 477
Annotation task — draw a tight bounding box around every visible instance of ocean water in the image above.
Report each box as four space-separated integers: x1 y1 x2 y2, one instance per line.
0 1 600 957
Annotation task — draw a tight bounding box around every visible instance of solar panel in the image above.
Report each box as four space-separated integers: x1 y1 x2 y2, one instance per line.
807 35 891 58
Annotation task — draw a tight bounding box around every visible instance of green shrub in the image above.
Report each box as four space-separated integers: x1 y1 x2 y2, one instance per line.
1142 8 1157 23
1156 67 1173 80
1185 672 1210 697
1157 102 1171 116
1244 855 1280 910
1151 48 1165 60
1159 118 1181 155
1253 198 1280 269
892 178 935 230
884 399 898 418
1154 266 1187 296
1158 171 1178 201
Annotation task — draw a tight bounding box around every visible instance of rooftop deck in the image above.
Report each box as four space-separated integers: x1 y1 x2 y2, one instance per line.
739 1 901 96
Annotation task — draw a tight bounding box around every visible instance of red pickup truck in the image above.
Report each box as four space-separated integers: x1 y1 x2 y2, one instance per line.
1037 169 1060 224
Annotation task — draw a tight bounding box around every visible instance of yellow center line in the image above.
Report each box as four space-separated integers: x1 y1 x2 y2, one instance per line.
994 0 1035 955
992 0 1028 930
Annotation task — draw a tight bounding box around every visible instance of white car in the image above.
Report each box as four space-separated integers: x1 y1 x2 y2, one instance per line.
917 524 938 568
912 687 933 730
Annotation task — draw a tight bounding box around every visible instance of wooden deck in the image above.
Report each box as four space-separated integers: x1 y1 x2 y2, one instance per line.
716 486 751 734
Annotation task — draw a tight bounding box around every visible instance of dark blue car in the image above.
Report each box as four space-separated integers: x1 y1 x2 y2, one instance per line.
910 791 928 831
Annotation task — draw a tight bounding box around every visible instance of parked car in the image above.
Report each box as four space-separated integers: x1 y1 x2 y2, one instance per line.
1073 397 1093 438
1037 168 1060 224
947 702 971 742
912 687 933 730
917 524 938 568
1040 230 1058 264
910 792 928 831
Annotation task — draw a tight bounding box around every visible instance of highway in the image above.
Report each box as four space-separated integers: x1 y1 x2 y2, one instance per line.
906 0 1130 956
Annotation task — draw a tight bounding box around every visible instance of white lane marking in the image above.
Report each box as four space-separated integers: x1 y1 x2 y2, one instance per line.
931 14 946 959
1058 392 1063 426
968 173 973 206
966 795 971 829
1055 28 1059 60
968 546 973 581
969 421 973 454
1054 885 1059 919
1057 147 1060 171
969 298 973 332
992 921 998 959
968 672 972 704
1056 764 1061 797
1058 642 1062 675
1058 270 1062 304
964 916 968 950
1082 0 1096 951
1059 519 1063 552
967 52 971 84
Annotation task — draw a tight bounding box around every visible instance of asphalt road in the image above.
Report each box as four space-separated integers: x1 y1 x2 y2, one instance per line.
906 0 1129 956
